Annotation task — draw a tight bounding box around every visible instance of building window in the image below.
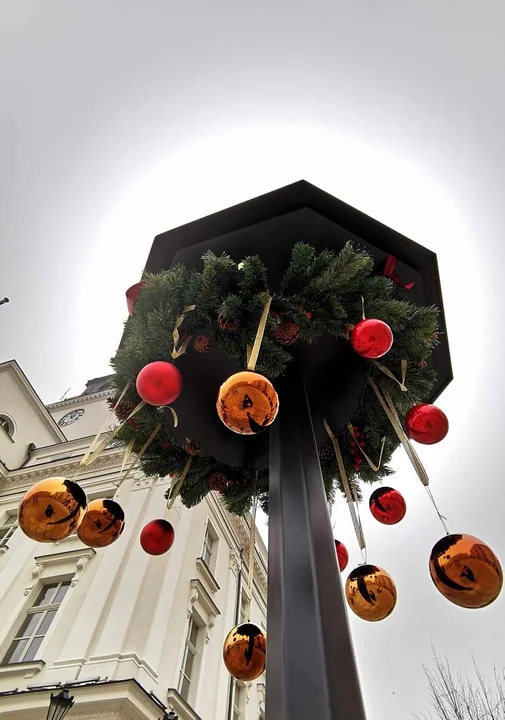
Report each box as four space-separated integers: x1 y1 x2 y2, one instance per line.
2 581 70 665
202 522 218 572
0 513 18 549
233 682 244 719
240 591 250 624
179 614 201 701
0 415 14 440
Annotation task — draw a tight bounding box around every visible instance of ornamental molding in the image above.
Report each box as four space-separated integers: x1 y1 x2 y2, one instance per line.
0 453 123 492
46 389 112 410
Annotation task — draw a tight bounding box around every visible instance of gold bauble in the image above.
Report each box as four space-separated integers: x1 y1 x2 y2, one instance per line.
217 371 279 435
19 477 87 543
223 623 266 681
345 564 397 622
429 533 503 609
76 499 125 548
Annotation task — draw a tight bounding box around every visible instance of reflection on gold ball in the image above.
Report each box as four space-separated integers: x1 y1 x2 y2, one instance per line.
217 371 279 435
223 623 266 681
345 564 397 622
19 477 87 543
429 533 503 609
77 499 125 548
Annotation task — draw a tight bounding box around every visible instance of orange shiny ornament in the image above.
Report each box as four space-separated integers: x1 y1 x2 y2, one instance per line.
223 623 266 680
217 371 279 435
19 477 87 543
77 499 125 548
345 564 397 622
429 533 503 609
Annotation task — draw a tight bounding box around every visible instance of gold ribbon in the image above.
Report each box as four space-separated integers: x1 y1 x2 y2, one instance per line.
167 456 193 509
172 305 196 359
368 378 430 486
247 297 272 372
80 400 146 469
121 439 135 473
165 406 179 428
118 423 162 487
80 382 131 465
375 359 408 392
346 425 386 472
324 419 366 551
247 498 258 608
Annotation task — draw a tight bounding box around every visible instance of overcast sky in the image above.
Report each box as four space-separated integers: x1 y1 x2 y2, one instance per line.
2 2 505 718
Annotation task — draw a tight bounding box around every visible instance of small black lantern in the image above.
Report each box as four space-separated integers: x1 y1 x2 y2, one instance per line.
46 688 75 720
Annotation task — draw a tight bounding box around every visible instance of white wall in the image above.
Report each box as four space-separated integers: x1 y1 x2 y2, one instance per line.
0 365 61 470
48 395 113 441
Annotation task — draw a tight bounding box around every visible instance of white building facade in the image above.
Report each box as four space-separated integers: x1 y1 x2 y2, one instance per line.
0 360 267 720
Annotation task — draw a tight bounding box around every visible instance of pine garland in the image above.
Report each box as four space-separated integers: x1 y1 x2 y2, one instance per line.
110 242 438 516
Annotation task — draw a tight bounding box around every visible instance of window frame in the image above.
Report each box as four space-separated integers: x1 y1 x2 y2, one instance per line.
0 415 15 441
233 681 244 719
201 520 219 573
0 512 18 549
178 613 202 702
2 580 71 666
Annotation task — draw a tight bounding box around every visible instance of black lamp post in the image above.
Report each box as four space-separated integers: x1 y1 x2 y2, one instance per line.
0 298 9 306
163 712 178 720
46 688 75 720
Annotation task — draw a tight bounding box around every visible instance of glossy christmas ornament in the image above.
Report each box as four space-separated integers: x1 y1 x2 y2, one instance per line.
335 540 349 572
369 486 406 525
136 361 183 406
223 623 266 681
345 564 397 621
429 533 503 608
350 318 393 359
217 371 279 435
19 477 87 543
77 499 125 548
405 403 449 445
126 281 146 316
140 519 175 555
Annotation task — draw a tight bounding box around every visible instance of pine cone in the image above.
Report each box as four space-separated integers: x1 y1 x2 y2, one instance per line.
273 319 300 346
114 400 136 421
318 441 335 470
218 314 240 332
194 335 212 353
185 438 201 456
209 471 228 492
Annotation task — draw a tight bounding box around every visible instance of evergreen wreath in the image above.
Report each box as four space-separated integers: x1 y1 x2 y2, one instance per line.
110 242 439 516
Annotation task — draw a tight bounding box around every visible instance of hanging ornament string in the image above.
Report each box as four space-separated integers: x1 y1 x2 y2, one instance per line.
166 456 193 509
346 425 386 472
383 255 415 290
172 305 196 359
375 359 408 392
368 378 430 487
324 419 366 559
425 486 450 535
246 496 258 614
247 297 272 372
79 399 146 470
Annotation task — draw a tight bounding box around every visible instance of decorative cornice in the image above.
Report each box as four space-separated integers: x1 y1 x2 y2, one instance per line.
0 660 44 678
195 556 220 594
0 452 123 493
46 389 111 411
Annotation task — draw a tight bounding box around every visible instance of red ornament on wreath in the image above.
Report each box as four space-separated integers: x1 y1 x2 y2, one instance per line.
136 361 183 406
350 318 393 359
405 403 448 445
335 540 349 572
369 486 406 525
140 519 175 555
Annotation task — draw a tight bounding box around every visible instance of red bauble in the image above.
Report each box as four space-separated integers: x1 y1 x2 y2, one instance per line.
335 540 349 572
404 403 448 445
350 318 393 359
369 486 406 525
140 519 175 555
126 281 146 316
136 361 183 406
